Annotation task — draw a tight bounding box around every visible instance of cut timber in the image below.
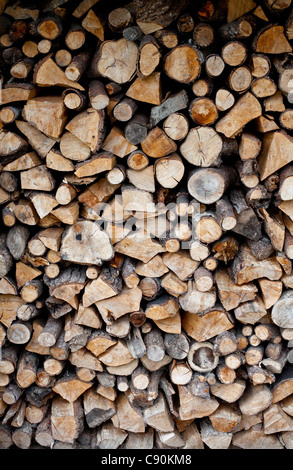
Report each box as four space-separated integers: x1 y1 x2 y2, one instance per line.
102 127 137 158
232 423 283 449
28 193 58 219
257 131 293 181
96 39 138 84
227 0 257 23
264 403 293 434
44 267 86 309
228 66 252 93
60 221 114 265
188 167 235 204
254 25 292 54
162 251 199 281
134 0 187 34
98 340 133 367
239 384 272 416
22 96 67 138
95 421 127 449
209 403 241 433
179 280 216 314
164 333 189 360
259 208 285 252
258 279 283 309
279 165 293 200
83 388 115 428
37 17 62 40
3 152 41 172
215 268 258 311
251 77 277 98
126 72 162 105
279 201 293 223
210 379 246 404
182 307 234 342
231 244 282 284
33 54 85 90
83 266 122 307
65 108 105 153
35 416 54 448
180 127 222 167
137 35 161 78
115 233 166 263
60 132 91 162
73 304 102 329
271 365 293 403
170 361 192 385
46 150 74 172
0 295 24 328
163 113 189 141
88 80 109 110
95 287 142 325
108 7 132 32
145 298 177 326
20 166 54 192
16 351 38 388
8 321 32 345
178 385 219 420
72 0 100 18
187 341 219 373
82 9 104 40
216 92 261 138
250 54 271 78
200 420 232 449
234 295 267 325
193 212 223 244
153 312 181 334
0 84 38 106
7 225 29 261
221 42 247 67
216 197 237 231
112 393 145 433
149 90 188 128
122 185 156 211
164 45 201 83
126 165 155 193
141 127 177 159
205 55 225 78
107 359 139 377
0 131 28 157
144 392 174 432
15 121 56 158
272 291 293 328
86 331 116 357
125 114 148 145
0 0 293 450
53 372 91 402
51 396 83 444
62 88 86 111
215 89 235 112
12 422 32 449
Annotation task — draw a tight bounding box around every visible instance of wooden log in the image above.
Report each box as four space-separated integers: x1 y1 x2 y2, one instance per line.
188 167 235 204
51 396 84 443
163 44 201 83
216 92 261 138
35 415 54 448
205 54 225 78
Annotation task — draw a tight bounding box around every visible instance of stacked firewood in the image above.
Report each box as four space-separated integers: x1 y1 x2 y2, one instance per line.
2 0 293 450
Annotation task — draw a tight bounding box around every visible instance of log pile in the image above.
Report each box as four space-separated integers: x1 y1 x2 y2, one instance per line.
2 0 293 450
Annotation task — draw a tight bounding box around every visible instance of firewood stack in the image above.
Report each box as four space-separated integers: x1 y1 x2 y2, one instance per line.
2 0 293 451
